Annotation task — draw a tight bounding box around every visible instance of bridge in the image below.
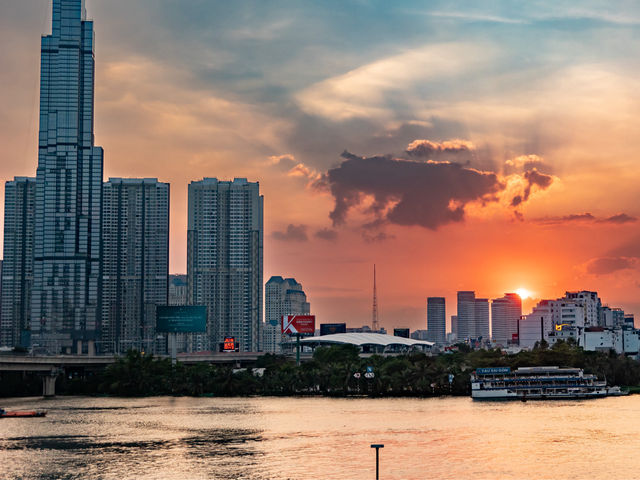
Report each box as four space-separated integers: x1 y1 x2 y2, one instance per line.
0 353 299 397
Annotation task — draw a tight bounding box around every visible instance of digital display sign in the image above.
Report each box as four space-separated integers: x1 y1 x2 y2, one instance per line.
156 306 207 333
223 337 236 352
393 328 410 338
282 315 316 335
320 323 346 336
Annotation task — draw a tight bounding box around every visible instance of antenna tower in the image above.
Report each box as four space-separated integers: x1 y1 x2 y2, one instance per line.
372 264 379 332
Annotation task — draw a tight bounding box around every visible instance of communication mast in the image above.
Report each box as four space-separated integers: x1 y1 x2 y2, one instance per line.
372 264 379 332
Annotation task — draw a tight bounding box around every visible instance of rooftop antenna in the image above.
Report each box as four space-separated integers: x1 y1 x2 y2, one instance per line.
372 264 379 332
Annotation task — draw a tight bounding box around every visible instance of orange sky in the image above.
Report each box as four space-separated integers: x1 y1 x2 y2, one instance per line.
1 1 639 331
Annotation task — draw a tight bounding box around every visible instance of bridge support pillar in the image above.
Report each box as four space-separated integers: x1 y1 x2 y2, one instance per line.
43 371 58 398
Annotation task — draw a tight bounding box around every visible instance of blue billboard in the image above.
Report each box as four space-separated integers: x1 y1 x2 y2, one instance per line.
156 306 207 333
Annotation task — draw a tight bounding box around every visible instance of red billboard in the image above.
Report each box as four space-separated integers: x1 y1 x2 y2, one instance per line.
223 337 236 352
282 315 316 335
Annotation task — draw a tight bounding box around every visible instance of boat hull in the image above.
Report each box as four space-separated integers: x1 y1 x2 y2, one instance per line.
0 411 46 418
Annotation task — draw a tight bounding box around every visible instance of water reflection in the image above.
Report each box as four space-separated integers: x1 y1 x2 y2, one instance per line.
1 396 639 479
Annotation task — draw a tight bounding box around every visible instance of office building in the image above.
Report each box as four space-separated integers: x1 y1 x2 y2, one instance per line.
474 298 490 341
31 0 104 354
1 177 36 348
491 293 522 345
263 276 310 353
187 178 263 352
101 178 169 354
427 297 446 344
456 291 475 340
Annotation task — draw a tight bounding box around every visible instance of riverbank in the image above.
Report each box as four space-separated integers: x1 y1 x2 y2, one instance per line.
2 340 640 398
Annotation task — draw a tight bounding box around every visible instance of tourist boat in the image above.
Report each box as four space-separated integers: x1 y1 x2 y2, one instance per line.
471 366 609 400
0 408 46 418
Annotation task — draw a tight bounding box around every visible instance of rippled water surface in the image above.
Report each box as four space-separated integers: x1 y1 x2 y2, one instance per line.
1 395 639 479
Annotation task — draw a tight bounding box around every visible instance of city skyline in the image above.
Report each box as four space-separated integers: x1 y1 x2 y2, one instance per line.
1 1 639 331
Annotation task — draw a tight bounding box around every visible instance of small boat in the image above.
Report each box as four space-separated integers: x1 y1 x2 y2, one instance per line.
0 408 46 418
606 386 630 397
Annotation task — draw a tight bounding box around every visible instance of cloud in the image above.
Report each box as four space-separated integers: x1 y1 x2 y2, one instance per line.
534 212 637 225
405 139 475 158
314 228 338 241
601 213 637 224
505 154 551 174
272 224 308 242
268 154 298 170
295 42 496 121
585 256 637 275
268 153 323 186
325 150 504 230
511 168 553 207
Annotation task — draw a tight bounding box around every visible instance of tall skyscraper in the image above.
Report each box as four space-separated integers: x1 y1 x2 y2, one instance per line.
456 291 475 340
263 276 310 353
474 298 490 341
426 297 446 345
491 293 522 345
31 0 104 354
187 178 263 352
101 178 169 354
1 177 36 348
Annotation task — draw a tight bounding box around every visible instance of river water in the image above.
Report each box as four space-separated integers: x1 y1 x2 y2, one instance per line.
1 395 638 479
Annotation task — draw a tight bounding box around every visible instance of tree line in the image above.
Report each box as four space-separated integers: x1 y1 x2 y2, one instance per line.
3 339 640 397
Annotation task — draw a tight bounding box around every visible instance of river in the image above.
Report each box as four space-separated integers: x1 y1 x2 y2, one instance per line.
1 395 638 479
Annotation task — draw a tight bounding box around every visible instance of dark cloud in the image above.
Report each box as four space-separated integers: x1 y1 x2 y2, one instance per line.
585 256 637 275
521 168 553 201
272 224 308 242
314 228 338 241
600 213 637 224
326 151 503 230
534 212 637 225
363 231 394 243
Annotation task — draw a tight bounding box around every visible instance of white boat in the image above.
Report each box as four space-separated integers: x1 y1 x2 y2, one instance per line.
471 366 609 400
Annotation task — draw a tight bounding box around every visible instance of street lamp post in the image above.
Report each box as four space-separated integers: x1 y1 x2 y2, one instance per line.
371 444 384 480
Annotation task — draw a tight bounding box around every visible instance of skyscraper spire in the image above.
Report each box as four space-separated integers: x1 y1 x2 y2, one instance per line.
372 264 379 332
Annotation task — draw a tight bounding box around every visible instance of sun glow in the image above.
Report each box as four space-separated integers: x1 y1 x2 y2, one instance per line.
516 288 532 300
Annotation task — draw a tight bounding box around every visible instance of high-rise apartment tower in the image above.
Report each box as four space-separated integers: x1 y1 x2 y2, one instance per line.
101 178 169 354
1 178 36 348
187 178 263 352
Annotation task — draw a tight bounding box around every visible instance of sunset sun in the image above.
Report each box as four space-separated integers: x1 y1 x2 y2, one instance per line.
516 288 532 300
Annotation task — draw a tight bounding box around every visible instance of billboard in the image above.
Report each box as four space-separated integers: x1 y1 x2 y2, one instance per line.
156 305 207 333
476 367 511 375
222 337 237 352
320 323 346 336
282 315 316 335
394 328 410 338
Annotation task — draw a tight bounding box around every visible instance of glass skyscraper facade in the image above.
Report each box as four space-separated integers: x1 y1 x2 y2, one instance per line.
31 0 104 353
426 297 446 345
187 178 263 352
